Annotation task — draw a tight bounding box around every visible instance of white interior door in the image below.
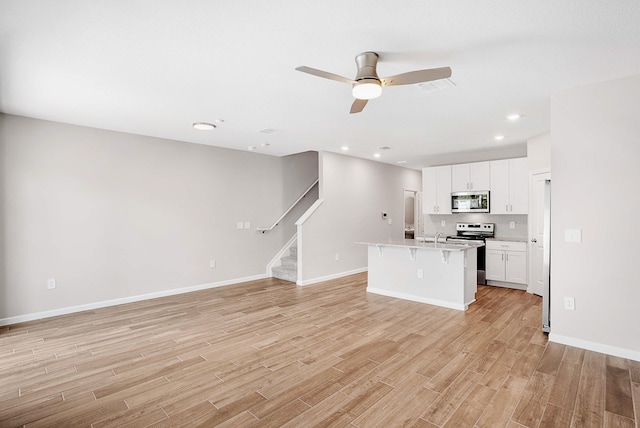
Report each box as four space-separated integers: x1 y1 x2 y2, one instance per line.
529 172 551 295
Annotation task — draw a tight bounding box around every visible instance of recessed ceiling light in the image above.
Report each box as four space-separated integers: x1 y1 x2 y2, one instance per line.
193 122 216 131
341 146 349 151
506 113 522 121
260 143 270 148
373 153 381 158
247 146 256 151
494 135 505 141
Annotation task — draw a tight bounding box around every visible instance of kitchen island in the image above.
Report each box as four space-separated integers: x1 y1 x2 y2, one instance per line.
358 239 483 310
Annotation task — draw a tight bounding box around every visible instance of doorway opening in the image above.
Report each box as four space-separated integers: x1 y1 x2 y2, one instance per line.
403 189 422 239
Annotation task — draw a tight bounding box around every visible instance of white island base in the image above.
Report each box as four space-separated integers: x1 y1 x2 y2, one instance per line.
361 240 480 311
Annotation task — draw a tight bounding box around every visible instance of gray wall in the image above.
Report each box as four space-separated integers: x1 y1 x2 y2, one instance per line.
0 114 317 321
550 74 640 358
298 151 422 284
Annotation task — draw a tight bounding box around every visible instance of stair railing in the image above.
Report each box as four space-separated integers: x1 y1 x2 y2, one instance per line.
256 179 319 233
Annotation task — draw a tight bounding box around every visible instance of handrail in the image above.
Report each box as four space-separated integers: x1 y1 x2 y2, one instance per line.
256 179 319 233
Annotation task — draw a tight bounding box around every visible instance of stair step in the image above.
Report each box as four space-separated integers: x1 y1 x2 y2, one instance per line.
272 265 297 282
280 255 297 267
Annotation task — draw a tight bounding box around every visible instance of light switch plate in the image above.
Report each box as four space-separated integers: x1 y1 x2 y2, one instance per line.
236 222 243 230
564 229 582 243
243 221 251 229
564 297 576 311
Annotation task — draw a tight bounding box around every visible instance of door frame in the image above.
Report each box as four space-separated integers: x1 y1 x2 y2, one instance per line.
403 188 421 240
528 170 551 294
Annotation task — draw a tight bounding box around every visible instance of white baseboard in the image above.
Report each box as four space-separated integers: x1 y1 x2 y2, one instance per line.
549 333 640 362
366 287 470 311
296 267 367 286
0 273 268 327
486 280 528 291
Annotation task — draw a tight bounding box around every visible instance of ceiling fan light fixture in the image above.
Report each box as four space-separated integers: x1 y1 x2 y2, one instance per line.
352 80 382 100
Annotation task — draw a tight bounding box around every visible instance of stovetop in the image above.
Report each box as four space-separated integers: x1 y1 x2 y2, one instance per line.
447 222 495 241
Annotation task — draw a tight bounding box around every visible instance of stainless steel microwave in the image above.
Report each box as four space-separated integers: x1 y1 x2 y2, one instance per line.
451 191 490 213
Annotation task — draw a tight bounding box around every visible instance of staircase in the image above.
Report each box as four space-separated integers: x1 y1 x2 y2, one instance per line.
271 243 297 282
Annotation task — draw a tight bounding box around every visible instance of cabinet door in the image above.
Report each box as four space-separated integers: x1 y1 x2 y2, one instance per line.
485 250 506 281
509 158 528 214
451 164 470 192
422 167 438 214
436 165 452 214
505 250 527 284
490 159 510 214
469 161 491 191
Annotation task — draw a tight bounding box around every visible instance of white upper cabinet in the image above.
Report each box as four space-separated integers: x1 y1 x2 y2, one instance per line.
490 157 528 214
451 161 491 192
422 165 452 214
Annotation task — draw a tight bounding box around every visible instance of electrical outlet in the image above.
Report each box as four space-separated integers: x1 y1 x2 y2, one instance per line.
441 220 446 227
209 260 216 268
243 221 251 229
335 253 340 261
236 222 243 230
417 269 424 279
47 278 56 289
564 297 576 311
509 221 515 229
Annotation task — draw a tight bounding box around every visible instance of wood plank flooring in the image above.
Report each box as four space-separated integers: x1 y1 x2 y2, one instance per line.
1 272 638 427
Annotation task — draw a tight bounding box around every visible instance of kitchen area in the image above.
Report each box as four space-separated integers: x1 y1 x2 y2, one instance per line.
366 156 542 314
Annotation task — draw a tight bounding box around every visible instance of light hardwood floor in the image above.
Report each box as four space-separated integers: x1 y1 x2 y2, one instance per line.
1 272 638 427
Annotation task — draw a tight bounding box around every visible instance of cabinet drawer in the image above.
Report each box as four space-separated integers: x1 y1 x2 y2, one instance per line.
486 240 527 252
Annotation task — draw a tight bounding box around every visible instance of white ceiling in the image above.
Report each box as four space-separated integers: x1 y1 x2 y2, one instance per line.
2 1 640 169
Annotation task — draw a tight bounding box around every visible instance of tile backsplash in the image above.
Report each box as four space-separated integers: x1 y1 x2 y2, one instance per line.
422 213 528 240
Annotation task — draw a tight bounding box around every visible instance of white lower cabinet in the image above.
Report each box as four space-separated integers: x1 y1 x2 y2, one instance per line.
485 241 527 284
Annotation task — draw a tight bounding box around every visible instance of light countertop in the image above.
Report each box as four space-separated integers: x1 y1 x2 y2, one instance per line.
357 239 484 251
486 237 528 243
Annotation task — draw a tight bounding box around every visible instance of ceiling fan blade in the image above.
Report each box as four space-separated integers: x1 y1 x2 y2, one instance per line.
381 67 452 86
295 66 354 85
350 99 368 114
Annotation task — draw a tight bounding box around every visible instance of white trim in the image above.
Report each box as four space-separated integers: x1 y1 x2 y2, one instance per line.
0 273 268 327
266 234 297 276
366 287 472 311
549 333 640 363
295 198 324 226
296 267 367 286
527 171 552 295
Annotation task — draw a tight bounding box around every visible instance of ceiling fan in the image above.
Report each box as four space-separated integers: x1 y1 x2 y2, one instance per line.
295 52 452 114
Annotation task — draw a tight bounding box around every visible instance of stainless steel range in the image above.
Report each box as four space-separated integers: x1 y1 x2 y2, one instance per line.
447 223 494 285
